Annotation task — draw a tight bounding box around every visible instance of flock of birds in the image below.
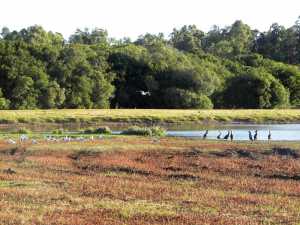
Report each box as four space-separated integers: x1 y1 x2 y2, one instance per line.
201 129 272 141
6 134 104 145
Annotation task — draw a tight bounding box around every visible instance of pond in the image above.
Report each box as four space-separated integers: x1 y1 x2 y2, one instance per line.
166 124 300 141
1 123 300 141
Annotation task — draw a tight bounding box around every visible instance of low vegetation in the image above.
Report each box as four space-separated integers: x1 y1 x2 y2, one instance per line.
122 126 166 136
52 128 65 135
0 136 299 224
16 127 32 134
1 109 300 125
83 126 112 134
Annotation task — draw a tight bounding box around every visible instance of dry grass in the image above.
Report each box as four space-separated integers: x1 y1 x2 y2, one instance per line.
1 109 300 124
0 137 300 224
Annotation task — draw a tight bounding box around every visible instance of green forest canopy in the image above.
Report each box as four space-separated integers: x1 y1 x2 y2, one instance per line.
0 18 300 109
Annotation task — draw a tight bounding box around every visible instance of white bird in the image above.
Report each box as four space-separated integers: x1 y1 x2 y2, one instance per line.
7 139 16 144
152 137 160 143
31 139 37 144
63 136 71 142
76 136 85 142
137 90 151 96
20 134 28 142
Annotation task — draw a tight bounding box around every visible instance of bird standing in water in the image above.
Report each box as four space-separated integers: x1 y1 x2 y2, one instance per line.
203 130 208 139
217 131 222 139
254 130 258 141
268 130 271 142
248 131 253 141
224 131 230 140
230 131 233 141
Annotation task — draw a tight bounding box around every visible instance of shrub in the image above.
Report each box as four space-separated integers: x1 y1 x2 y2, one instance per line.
150 126 167 136
52 128 64 135
17 127 31 134
83 126 112 134
122 126 166 136
83 127 95 134
95 126 112 134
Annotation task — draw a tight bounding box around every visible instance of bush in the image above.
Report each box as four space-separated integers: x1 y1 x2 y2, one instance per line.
95 126 112 134
150 126 167 136
122 126 166 136
17 127 31 134
52 128 64 135
83 127 95 134
83 126 112 134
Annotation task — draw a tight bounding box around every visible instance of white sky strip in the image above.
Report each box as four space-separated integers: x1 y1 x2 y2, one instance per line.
1 0 299 39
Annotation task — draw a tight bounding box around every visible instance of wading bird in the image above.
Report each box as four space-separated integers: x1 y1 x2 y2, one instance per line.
7 139 16 144
217 131 222 139
248 131 253 141
20 134 28 142
268 130 271 141
254 130 258 141
203 130 208 139
223 131 230 140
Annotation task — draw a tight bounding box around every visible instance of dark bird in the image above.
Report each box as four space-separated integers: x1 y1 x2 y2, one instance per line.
223 131 230 140
217 131 222 139
254 130 258 141
203 130 208 139
230 131 233 141
248 131 253 141
268 130 271 141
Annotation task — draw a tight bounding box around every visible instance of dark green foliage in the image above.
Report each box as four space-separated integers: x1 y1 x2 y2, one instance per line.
0 18 300 109
220 69 289 109
162 88 213 109
0 26 114 109
0 89 9 109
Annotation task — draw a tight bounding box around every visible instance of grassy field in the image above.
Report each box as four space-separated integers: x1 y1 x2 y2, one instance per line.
1 109 300 125
0 136 300 224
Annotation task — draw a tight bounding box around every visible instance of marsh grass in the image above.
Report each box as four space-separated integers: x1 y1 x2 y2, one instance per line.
0 109 300 125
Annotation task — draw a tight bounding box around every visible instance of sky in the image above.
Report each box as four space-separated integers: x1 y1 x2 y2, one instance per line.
1 0 299 40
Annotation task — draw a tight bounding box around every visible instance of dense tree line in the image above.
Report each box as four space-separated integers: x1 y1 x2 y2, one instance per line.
0 18 300 109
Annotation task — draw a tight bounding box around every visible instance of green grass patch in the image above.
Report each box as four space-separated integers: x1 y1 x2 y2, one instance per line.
0 180 38 188
0 109 299 125
96 199 177 218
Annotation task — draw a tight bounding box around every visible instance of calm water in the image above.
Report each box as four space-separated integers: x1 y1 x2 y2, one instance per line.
166 124 300 141
2 123 300 141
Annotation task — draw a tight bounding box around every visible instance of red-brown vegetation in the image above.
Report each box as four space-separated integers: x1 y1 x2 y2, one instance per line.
0 137 299 224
